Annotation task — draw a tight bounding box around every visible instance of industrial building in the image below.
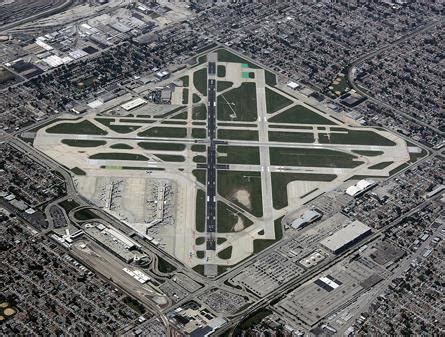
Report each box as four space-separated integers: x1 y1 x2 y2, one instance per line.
121 97 147 111
290 209 322 229
320 220 371 254
346 179 377 197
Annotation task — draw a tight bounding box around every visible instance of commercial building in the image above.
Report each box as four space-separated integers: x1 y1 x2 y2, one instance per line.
320 220 371 254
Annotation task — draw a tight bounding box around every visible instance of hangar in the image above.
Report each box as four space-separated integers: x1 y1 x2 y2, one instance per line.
320 220 371 254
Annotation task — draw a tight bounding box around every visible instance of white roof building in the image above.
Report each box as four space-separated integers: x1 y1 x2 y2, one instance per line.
346 179 376 197
320 220 371 253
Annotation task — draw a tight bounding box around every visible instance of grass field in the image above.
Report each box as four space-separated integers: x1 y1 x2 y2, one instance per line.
271 172 336 209
95 118 141 134
155 154 185 162
192 93 201 103
89 153 149 161
193 68 207 97
195 190 206 232
193 155 206 163
110 143 133 149
192 128 207 139
269 105 336 125
318 130 396 146
217 82 257 121
269 147 363 168
182 88 189 104
252 217 284 253
266 88 293 114
217 129 259 141
217 202 253 233
268 131 315 143
196 237 205 245
218 246 233 259
62 139 106 147
138 142 185 151
265 70 277 86
217 145 260 165
46 120 108 135
193 170 207 185
179 75 189 87
368 161 393 169
138 127 187 138
216 49 260 69
74 208 98 221
352 150 384 157
217 65 226 77
218 171 263 217
217 81 233 92
71 167 86 175
192 104 207 120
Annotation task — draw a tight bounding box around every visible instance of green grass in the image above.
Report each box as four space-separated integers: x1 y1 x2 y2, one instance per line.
95 118 141 134
155 154 185 162
59 199 80 213
193 170 207 185
271 172 336 210
138 142 185 151
46 120 108 135
235 309 273 332
265 70 277 86
110 143 133 149
191 144 206 152
319 130 396 146
71 167 86 175
196 251 205 259
179 75 189 87
192 104 207 120
217 145 260 165
172 110 188 119
217 82 257 122
193 155 206 163
192 93 201 103
157 256 176 273
197 55 207 65
269 147 363 168
196 190 206 232
196 237 205 245
123 296 146 314
217 81 233 92
74 208 98 221
120 119 154 124
182 88 189 104
352 150 384 157
138 127 187 138
369 161 393 169
218 246 233 259
217 202 253 233
218 171 263 217
269 105 336 125
193 68 207 97
216 49 260 69
217 65 226 77
268 131 314 143
266 88 293 114
62 139 106 147
269 124 313 130
217 129 258 141
192 128 207 139
89 152 148 161
217 238 227 245
252 217 284 253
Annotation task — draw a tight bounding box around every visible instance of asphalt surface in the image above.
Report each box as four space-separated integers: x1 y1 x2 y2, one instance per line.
206 74 217 248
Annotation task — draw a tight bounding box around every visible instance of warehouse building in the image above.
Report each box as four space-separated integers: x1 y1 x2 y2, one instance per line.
346 179 376 197
290 209 322 229
320 220 371 254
